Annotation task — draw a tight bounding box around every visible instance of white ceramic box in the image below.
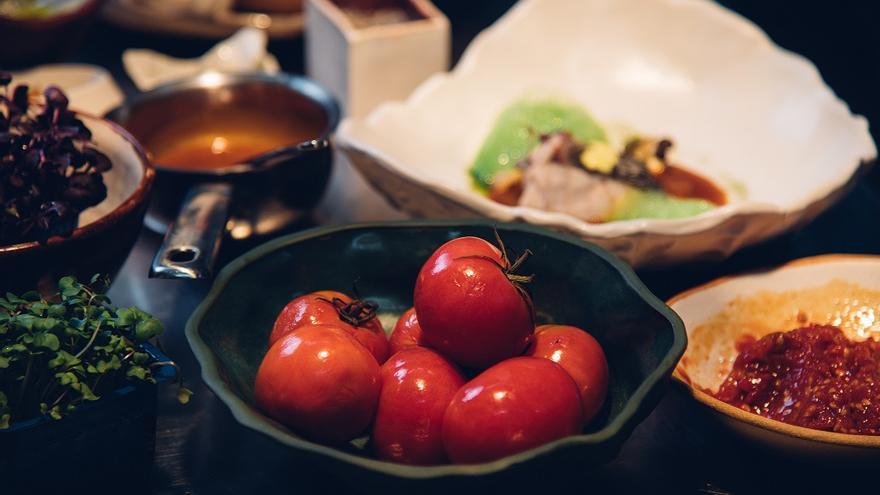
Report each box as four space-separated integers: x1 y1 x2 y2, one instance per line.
305 0 450 118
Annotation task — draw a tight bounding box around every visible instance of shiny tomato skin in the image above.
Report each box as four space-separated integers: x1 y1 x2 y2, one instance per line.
442 356 582 463
526 324 609 423
269 290 350 345
350 317 390 365
373 348 466 465
389 307 426 355
414 236 534 369
269 291 389 364
254 324 380 444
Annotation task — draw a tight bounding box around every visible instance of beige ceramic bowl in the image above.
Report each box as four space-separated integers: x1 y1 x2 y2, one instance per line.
670 255 880 458
0 114 154 293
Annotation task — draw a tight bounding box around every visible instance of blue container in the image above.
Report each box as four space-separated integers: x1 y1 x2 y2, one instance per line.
0 343 175 492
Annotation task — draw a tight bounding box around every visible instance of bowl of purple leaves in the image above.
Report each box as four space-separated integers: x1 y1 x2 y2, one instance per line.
0 73 155 293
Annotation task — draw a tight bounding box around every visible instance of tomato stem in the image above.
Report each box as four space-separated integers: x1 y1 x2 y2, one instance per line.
508 249 533 274
457 230 536 285
491 229 536 326
318 296 379 327
507 274 534 284
455 229 537 327
493 228 511 267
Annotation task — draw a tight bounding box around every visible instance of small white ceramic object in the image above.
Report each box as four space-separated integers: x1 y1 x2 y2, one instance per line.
123 27 280 91
335 0 876 267
305 0 450 119
12 64 123 116
306 0 450 224
671 255 880 457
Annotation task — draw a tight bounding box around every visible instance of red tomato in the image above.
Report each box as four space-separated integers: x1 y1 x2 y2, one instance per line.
526 324 609 423
442 357 582 463
373 348 465 464
270 291 389 363
269 290 349 345
414 236 535 369
254 324 380 443
345 314 389 364
389 307 427 355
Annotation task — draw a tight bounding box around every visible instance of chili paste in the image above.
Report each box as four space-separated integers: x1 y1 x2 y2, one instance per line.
713 324 880 435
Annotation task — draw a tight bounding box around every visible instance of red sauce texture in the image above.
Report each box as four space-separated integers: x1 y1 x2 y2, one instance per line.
713 324 880 435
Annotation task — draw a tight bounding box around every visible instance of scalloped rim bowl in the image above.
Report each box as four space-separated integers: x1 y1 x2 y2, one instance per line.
671 254 880 455
336 0 876 267
185 220 687 479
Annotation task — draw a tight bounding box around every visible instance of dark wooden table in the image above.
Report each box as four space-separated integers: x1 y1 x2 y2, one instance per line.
60 1 880 493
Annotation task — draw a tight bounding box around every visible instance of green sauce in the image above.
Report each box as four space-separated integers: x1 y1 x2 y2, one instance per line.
610 190 715 221
469 99 606 191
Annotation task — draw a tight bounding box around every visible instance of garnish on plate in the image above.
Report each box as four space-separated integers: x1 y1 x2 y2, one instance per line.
472 98 726 223
0 72 111 246
0 275 190 429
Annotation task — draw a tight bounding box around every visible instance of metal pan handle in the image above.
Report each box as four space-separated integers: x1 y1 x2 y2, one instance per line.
248 138 330 170
149 183 233 280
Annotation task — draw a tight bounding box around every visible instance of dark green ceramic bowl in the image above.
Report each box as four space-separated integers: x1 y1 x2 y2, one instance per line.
186 220 685 485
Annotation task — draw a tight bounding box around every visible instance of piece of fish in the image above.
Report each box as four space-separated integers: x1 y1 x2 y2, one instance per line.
517 134 630 223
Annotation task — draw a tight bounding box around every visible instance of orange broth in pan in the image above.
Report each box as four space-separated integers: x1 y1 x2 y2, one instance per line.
149 107 325 171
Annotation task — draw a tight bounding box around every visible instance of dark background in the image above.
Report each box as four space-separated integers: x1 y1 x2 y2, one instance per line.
15 1 880 494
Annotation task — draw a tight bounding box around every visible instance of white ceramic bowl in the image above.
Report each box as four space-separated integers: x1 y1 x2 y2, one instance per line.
335 0 876 267
671 255 880 457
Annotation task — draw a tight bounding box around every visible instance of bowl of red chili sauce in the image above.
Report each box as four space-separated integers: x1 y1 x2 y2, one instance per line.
670 255 880 457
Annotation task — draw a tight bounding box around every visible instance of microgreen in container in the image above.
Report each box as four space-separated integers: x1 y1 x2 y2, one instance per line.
0 275 190 491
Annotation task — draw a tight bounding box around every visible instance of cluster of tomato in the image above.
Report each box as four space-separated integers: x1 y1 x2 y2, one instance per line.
253 235 609 465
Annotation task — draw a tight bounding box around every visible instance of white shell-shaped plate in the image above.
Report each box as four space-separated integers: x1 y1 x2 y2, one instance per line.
336 0 876 267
